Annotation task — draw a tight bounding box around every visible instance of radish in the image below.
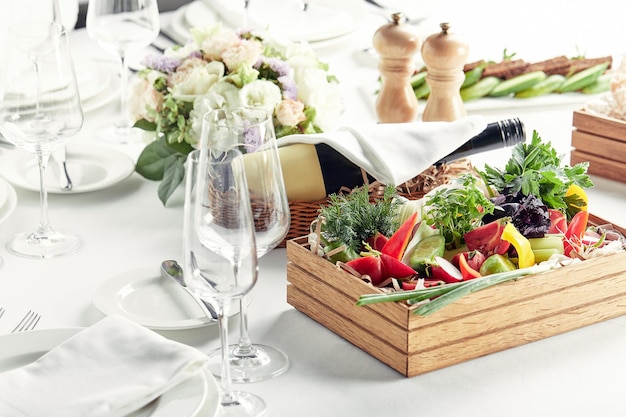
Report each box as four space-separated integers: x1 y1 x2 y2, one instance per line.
429 256 463 283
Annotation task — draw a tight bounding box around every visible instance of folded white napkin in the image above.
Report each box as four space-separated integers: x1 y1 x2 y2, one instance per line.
0 315 209 417
277 115 486 186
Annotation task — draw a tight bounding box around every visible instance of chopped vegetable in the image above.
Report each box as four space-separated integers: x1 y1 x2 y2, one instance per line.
564 210 589 257
479 254 516 275
356 264 554 316
345 255 385 286
422 174 495 250
501 222 536 268
381 212 419 260
458 254 482 280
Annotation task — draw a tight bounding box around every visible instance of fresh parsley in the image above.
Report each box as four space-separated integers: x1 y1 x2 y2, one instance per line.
478 130 592 219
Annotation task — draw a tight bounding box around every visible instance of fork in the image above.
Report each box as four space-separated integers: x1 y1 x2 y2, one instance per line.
11 310 41 333
52 147 73 192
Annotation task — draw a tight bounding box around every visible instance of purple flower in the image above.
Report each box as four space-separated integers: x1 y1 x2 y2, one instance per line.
278 75 297 100
141 54 181 74
242 122 263 153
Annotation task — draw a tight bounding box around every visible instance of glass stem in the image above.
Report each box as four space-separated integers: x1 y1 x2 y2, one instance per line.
36 152 53 236
235 295 255 356
117 52 130 129
218 299 237 406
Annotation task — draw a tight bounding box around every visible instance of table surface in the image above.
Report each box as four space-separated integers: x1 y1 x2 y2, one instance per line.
2 1 626 416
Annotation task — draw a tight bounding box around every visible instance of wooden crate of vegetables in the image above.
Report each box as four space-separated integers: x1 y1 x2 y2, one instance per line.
286 132 626 377
571 109 626 184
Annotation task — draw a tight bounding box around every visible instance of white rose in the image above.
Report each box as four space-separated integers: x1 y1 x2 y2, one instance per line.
171 60 225 99
200 29 241 61
189 82 242 141
221 40 263 72
128 76 162 123
308 82 343 131
275 99 306 127
239 80 282 114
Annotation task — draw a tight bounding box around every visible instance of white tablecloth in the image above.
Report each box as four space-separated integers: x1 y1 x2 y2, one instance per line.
2 2 626 416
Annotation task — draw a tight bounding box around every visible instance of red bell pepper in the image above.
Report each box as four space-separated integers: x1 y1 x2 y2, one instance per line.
345 255 385 286
458 253 482 280
380 253 417 279
367 231 389 252
564 210 589 257
381 212 419 260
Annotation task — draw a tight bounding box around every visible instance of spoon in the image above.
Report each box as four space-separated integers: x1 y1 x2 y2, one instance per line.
160 260 218 321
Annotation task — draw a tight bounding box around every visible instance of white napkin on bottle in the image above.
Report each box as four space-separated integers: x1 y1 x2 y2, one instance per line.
277 115 486 186
0 315 209 417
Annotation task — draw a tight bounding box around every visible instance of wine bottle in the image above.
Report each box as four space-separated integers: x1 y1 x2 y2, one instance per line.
273 118 526 200
435 117 525 164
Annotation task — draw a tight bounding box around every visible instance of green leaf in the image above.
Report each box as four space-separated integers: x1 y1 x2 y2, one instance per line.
158 156 187 206
133 118 157 131
135 136 193 180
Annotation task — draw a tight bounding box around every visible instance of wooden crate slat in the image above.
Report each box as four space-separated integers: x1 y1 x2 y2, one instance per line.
572 130 626 161
407 292 626 376
287 263 410 351
287 285 410 375
573 110 626 142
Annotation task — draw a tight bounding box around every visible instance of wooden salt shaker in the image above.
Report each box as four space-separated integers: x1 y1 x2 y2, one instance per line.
372 13 420 123
421 22 469 122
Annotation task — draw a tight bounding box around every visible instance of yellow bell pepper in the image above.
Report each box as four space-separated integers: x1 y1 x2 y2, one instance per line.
501 223 536 269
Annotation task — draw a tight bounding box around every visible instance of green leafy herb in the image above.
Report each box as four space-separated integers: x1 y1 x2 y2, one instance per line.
319 185 400 253
478 130 593 219
422 174 495 250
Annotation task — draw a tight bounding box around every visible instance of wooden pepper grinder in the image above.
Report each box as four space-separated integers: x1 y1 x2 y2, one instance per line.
421 22 469 122
372 13 420 123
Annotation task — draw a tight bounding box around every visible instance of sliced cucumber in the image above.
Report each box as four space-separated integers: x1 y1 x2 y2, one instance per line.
461 66 484 89
460 76 501 101
489 71 547 97
515 74 566 98
580 72 611 94
557 62 609 93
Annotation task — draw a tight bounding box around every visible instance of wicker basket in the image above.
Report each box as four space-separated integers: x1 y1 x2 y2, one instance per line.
278 159 473 247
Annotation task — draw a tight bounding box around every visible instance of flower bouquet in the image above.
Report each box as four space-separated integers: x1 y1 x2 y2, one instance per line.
131 23 343 205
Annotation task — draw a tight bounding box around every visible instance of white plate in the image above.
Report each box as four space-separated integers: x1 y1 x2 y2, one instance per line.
82 71 119 113
0 328 219 417
166 5 193 45
184 1 218 30
93 266 217 330
0 177 17 225
204 0 367 43
0 143 135 194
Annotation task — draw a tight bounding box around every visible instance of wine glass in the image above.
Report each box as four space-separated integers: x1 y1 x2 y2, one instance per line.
0 21 83 258
86 0 159 144
201 107 291 383
182 148 266 417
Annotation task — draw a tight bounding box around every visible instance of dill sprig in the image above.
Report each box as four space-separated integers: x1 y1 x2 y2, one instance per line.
319 185 400 253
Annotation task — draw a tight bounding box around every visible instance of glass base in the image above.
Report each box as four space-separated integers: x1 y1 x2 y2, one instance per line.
7 228 81 259
218 391 267 417
94 123 147 145
207 343 290 383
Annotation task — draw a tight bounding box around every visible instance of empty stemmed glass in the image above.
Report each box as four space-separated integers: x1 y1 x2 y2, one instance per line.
0 21 83 258
201 107 290 383
86 0 159 144
182 148 266 417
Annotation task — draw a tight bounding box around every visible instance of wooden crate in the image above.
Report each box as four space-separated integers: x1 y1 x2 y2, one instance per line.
286 215 626 377
571 110 626 183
